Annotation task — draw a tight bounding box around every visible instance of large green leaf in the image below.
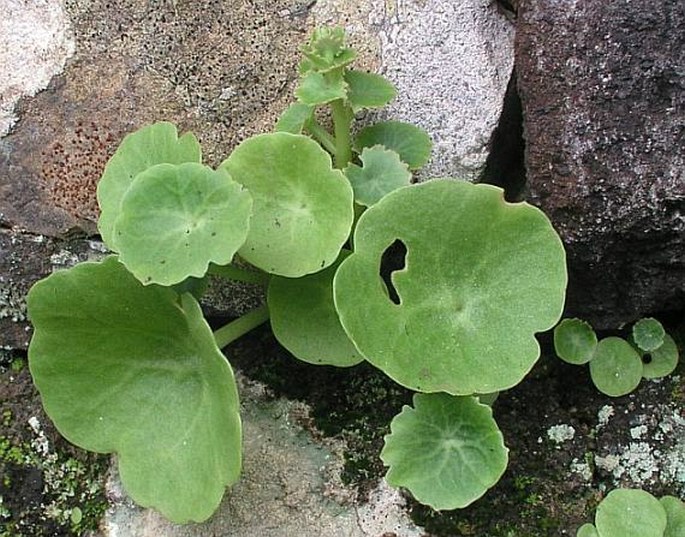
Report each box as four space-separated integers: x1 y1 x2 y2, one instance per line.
267 251 363 367
112 162 252 286
27 256 241 523
334 179 567 395
344 146 412 207
642 334 679 380
381 393 508 510
97 122 202 249
220 132 354 277
354 121 432 170
595 489 667 537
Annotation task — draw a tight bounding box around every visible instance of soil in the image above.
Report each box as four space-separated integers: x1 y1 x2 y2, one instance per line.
1 317 683 536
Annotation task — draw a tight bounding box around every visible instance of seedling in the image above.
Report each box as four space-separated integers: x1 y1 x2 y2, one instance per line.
554 317 680 397
576 488 685 537
27 28 568 523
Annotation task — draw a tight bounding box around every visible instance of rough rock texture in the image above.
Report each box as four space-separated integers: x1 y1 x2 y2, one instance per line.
516 0 685 328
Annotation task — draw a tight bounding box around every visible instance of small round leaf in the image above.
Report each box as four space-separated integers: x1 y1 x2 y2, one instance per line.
576 523 599 537
589 338 643 397
344 146 412 207
268 251 364 367
354 121 432 170
642 334 679 379
660 495 685 537
632 318 666 352
97 122 202 249
296 71 347 106
334 180 567 395
221 132 354 277
381 393 508 510
27 256 241 523
554 318 598 365
595 489 667 537
113 163 252 286
344 70 397 111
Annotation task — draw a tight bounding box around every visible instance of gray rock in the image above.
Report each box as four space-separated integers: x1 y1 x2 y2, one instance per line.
516 0 685 328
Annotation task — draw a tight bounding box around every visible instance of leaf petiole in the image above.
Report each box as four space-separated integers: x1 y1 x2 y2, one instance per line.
213 304 270 349
305 117 336 154
330 98 353 168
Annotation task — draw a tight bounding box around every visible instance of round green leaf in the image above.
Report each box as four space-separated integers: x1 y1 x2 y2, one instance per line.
661 495 685 537
344 146 412 207
642 334 679 379
577 523 599 537
344 70 397 111
381 393 508 510
112 162 252 286
354 120 432 170
97 122 202 249
27 256 241 523
589 337 644 397
334 179 567 395
554 318 598 365
267 251 364 367
221 132 354 277
595 489 667 537
632 318 666 352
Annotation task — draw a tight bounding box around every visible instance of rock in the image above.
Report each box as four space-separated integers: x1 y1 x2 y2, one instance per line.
516 0 685 328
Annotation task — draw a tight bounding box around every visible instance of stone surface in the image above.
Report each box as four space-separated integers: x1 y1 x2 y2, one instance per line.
0 0 75 137
98 375 424 537
516 0 685 328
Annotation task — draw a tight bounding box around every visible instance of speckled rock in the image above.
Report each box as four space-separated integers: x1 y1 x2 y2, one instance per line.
516 0 685 328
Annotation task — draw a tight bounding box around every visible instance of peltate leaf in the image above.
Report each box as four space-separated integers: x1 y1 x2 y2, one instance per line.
334 179 567 395
661 496 685 537
268 251 363 367
344 146 412 207
344 70 397 111
296 71 347 106
381 393 508 510
595 489 667 537
112 162 252 286
220 132 354 277
632 317 666 352
354 120 432 170
554 318 598 365
589 337 643 397
275 102 314 134
27 256 241 523
642 334 679 379
576 524 600 537
97 122 202 249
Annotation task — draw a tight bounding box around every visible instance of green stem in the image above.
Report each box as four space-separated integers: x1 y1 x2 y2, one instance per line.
305 117 337 154
330 98 353 168
207 264 271 287
213 305 270 349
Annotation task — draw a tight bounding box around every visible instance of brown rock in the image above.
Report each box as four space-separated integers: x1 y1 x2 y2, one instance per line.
516 0 685 328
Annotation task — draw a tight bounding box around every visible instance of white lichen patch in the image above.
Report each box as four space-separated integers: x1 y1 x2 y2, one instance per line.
0 0 76 136
597 405 615 428
547 424 576 446
570 458 593 482
595 405 685 495
0 278 27 322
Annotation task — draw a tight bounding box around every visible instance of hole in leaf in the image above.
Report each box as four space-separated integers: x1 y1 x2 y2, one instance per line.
379 239 407 305
642 353 653 364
